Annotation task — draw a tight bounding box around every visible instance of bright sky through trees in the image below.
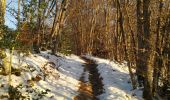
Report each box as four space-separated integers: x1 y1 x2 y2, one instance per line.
5 0 17 29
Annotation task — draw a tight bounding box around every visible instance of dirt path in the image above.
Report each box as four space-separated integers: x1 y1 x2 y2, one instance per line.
73 57 104 100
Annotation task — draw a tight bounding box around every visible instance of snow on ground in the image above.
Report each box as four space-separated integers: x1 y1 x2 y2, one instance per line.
0 50 144 100
85 55 143 100
0 51 85 100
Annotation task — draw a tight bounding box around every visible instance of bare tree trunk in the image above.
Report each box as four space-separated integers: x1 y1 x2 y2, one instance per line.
33 0 43 53
117 0 137 89
143 0 154 99
152 0 163 96
0 0 9 75
116 0 120 61
136 0 145 87
124 3 137 66
51 0 69 54
0 0 6 36
17 0 21 30
162 16 170 99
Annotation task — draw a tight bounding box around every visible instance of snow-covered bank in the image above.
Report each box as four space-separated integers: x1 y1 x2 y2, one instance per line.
0 51 85 100
85 55 143 100
0 51 144 100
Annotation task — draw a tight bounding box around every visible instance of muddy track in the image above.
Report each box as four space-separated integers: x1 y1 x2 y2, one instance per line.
73 57 104 100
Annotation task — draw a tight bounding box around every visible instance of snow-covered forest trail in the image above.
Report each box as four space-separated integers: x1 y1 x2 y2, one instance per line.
84 55 143 100
0 52 142 100
74 57 104 100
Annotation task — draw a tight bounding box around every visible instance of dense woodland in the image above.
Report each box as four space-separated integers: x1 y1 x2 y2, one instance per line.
0 0 170 100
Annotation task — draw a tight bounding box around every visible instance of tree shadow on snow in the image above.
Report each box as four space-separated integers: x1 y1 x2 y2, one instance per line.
95 62 133 98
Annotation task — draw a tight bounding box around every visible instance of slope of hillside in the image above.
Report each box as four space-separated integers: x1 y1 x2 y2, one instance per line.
0 51 85 100
0 51 143 100
85 55 143 100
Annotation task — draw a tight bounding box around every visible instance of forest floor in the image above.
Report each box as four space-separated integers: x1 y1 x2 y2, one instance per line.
0 51 143 100
74 57 104 100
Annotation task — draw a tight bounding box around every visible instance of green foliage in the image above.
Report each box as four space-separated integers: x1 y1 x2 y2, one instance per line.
0 49 6 59
0 25 32 54
26 87 50 100
22 0 49 22
58 27 73 55
8 85 26 100
39 1 48 10
32 88 50 100
0 25 16 49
